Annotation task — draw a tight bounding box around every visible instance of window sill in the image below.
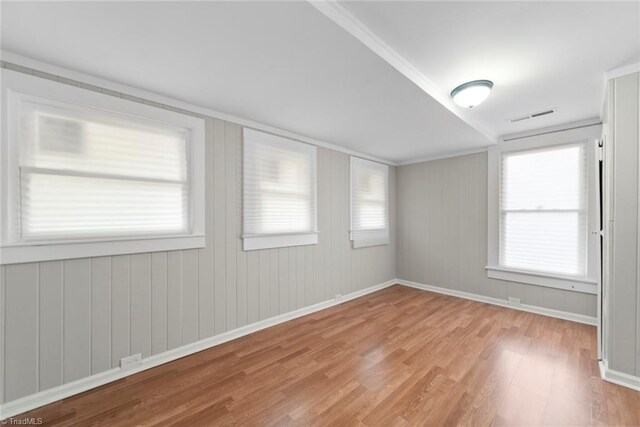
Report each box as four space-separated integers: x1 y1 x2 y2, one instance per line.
352 241 390 249
485 265 598 294
350 235 390 249
0 234 205 265
243 233 318 251
349 230 389 249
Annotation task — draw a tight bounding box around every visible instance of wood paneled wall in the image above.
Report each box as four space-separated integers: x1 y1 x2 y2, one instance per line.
0 63 397 404
396 152 597 318
603 72 640 377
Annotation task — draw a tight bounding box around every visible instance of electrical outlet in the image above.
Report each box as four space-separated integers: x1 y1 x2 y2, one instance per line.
508 297 521 306
120 353 142 370
334 293 342 300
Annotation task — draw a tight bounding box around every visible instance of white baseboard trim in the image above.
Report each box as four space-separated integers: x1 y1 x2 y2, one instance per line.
400 280 640 393
0 279 396 420
599 361 640 392
396 279 597 326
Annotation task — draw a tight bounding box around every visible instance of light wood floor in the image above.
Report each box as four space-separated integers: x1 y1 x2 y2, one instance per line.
16 285 640 426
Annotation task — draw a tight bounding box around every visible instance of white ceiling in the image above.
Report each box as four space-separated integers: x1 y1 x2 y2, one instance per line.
1 2 639 164
0 1 489 164
338 1 640 137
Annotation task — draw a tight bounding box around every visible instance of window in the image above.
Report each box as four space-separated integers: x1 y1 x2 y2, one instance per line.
350 157 389 248
486 126 600 294
500 144 587 276
0 69 205 264
242 129 317 250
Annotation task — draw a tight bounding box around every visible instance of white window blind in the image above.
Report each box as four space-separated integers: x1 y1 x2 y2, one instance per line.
16 99 191 241
243 129 317 251
499 143 587 277
350 157 389 248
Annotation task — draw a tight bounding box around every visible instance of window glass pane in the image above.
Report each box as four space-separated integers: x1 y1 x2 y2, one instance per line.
243 129 316 236
352 163 387 230
501 211 583 276
350 157 389 247
499 143 587 276
21 173 187 239
17 98 190 240
502 145 583 211
22 101 188 182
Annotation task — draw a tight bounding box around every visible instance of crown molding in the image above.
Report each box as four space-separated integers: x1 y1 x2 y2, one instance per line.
397 117 603 166
309 0 498 146
500 117 602 142
0 49 398 167
397 146 490 166
605 62 640 81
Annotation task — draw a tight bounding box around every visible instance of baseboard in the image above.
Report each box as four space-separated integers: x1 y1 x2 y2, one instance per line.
599 361 640 391
401 279 639 393
0 279 396 420
396 279 597 326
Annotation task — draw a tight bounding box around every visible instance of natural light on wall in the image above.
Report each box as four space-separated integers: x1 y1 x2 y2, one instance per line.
499 143 587 277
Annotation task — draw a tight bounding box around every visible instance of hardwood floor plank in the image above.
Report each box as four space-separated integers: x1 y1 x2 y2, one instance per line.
8 285 640 426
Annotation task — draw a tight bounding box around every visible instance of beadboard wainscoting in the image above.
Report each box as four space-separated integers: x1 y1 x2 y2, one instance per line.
0 62 397 415
396 152 597 319
0 279 398 419
602 71 640 381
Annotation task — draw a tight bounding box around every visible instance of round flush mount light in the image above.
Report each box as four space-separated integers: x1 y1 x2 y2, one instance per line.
451 80 493 108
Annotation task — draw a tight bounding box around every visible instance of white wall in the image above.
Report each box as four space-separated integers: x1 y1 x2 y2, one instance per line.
0 61 397 405
396 152 597 317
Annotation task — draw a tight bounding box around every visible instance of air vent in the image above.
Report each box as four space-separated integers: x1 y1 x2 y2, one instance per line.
507 108 557 123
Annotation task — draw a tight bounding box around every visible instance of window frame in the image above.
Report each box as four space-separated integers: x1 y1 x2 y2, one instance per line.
242 128 318 251
0 69 206 265
486 126 600 294
349 156 390 248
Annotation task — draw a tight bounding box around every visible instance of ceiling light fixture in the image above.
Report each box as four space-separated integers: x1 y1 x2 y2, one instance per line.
451 80 493 108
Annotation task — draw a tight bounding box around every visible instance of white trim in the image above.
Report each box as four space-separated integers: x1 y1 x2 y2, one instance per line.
349 156 390 248
0 50 396 167
605 62 640 81
601 64 639 119
599 361 640 392
242 128 318 251
487 126 602 292
0 68 206 265
0 235 205 265
396 146 490 166
0 279 397 420
485 266 597 294
243 233 318 251
0 277 605 419
397 279 597 326
396 120 604 166
349 231 389 248
500 118 602 142
353 242 389 249
491 125 602 153
637 75 640 379
0 266 5 406
308 1 496 146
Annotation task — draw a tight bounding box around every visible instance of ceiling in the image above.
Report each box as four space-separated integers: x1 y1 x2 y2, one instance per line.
1 2 639 164
337 1 640 137
0 1 487 164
